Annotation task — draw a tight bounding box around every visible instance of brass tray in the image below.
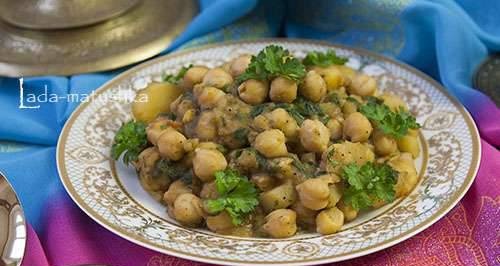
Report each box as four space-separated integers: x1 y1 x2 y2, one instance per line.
0 0 197 77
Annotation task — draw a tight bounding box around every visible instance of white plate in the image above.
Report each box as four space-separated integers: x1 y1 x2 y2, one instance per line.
57 39 481 265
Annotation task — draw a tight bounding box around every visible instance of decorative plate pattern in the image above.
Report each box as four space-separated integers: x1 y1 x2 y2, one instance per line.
56 40 481 265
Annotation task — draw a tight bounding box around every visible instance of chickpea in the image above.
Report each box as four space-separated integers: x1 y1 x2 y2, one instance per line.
196 111 217 141
348 74 377 96
163 180 191 206
266 108 299 140
200 181 219 199
260 181 297 212
337 200 358 222
373 130 397 156
202 68 233 89
230 55 252 77
380 93 408 112
251 174 276 192
326 118 343 140
262 209 297 238
157 128 187 161
343 112 373 142
238 79 269 105
183 66 209 89
252 115 272 131
319 66 345 91
300 70 327 102
342 100 358 115
192 84 205 100
173 193 204 226
254 129 288 158
296 178 330 210
312 66 345 91
316 207 344 235
389 153 418 197
233 149 259 173
136 147 170 201
198 86 225 109
192 148 228 182
206 211 234 232
299 119 330 153
146 118 169 145
269 77 297 103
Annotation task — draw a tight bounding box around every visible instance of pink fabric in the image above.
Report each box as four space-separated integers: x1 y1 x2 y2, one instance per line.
21 140 499 266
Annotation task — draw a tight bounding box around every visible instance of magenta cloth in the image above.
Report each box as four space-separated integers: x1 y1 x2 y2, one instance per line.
21 141 499 266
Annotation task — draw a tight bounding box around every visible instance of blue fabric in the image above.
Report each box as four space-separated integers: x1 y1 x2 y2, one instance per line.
0 0 499 232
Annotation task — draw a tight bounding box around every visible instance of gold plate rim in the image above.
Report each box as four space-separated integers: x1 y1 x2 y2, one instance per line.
56 38 482 265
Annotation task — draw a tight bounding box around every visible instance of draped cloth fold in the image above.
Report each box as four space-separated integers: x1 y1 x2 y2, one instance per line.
0 0 497 265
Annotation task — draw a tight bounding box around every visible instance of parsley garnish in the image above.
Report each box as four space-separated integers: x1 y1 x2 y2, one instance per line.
205 169 259 225
111 121 148 165
163 64 193 85
303 50 348 67
359 101 420 139
342 162 398 210
237 45 306 82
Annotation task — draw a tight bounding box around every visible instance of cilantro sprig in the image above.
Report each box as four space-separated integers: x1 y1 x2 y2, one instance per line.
342 162 398 210
163 64 193 85
237 45 306 82
359 101 420 139
303 50 348 67
205 169 259 225
111 120 148 165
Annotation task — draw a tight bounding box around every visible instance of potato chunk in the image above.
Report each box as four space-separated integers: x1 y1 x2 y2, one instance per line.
388 153 419 197
260 182 297 213
132 82 184 123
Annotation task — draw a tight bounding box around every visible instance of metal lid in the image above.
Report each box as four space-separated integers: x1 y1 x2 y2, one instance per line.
0 0 197 77
0 0 141 30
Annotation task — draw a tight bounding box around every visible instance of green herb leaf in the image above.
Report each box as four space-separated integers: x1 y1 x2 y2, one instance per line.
111 121 148 165
205 169 259 225
163 64 193 85
341 162 398 210
303 50 348 67
237 45 306 82
359 101 420 139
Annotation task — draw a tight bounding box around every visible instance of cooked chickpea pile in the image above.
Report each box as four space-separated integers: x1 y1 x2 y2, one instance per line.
113 45 421 238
